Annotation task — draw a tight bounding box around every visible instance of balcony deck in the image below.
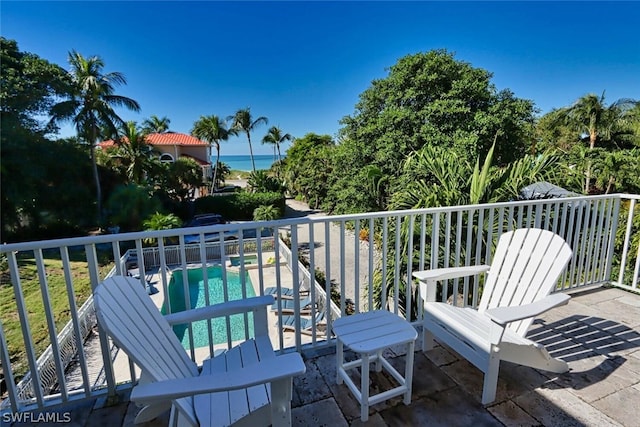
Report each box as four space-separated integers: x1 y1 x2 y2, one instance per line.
14 287 639 427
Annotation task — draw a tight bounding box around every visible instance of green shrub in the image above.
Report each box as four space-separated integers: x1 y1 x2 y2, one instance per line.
253 205 280 221
105 184 161 231
194 192 285 220
247 170 285 193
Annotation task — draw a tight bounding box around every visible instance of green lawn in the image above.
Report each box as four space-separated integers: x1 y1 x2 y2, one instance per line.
0 251 113 379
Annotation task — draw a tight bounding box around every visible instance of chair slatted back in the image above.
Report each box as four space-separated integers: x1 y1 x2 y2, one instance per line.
478 229 573 336
94 276 199 425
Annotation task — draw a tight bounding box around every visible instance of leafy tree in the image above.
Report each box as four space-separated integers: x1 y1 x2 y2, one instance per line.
535 109 578 152
333 50 536 214
111 121 159 184
1 38 96 240
142 115 171 134
51 50 140 224
191 115 236 192
0 37 69 134
282 133 335 209
228 108 268 173
153 157 204 208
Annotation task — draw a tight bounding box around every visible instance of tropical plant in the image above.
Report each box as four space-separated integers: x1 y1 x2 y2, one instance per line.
191 115 236 192
142 212 181 245
112 121 158 185
228 108 268 173
50 50 140 223
376 143 559 318
142 115 171 134
253 205 280 221
589 148 640 194
247 170 284 193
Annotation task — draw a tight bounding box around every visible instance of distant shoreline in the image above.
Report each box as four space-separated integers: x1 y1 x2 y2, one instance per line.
218 154 280 172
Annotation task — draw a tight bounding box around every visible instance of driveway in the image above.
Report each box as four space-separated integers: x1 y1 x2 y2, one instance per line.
284 199 379 311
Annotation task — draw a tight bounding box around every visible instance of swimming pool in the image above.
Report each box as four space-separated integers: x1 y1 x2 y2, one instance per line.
161 266 255 348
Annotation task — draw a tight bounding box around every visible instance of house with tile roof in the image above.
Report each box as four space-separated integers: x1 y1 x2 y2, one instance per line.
98 132 213 185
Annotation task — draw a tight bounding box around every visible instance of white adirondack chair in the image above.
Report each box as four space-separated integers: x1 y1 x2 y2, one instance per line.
413 228 573 405
94 276 306 427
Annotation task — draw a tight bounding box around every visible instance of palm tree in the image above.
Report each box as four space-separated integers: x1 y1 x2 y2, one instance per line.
558 92 638 150
51 50 140 223
262 126 291 163
228 108 268 173
555 93 638 192
114 121 158 185
142 115 171 134
191 115 236 192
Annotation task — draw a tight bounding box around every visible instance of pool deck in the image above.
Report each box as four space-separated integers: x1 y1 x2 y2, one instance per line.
16 287 640 427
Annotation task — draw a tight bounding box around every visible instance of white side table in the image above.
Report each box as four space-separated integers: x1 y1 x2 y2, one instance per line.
333 310 417 421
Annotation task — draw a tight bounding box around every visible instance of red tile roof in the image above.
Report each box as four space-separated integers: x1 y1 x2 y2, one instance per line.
98 132 209 147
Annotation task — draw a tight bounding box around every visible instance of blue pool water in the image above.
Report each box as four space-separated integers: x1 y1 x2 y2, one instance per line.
162 267 255 348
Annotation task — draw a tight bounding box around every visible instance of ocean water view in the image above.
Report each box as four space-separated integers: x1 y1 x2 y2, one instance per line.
217 154 279 171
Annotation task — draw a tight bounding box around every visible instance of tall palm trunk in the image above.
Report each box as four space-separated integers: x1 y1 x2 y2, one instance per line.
589 128 597 149
585 128 598 193
247 132 256 172
89 126 103 225
212 143 220 193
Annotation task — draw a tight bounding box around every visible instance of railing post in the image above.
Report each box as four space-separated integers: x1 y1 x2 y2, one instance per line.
616 197 634 286
86 244 117 402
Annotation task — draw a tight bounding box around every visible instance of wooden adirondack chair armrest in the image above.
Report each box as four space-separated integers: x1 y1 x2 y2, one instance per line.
413 265 491 302
485 293 571 326
164 295 275 326
130 353 306 405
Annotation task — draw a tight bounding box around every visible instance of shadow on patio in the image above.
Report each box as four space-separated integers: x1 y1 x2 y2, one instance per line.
7 288 640 427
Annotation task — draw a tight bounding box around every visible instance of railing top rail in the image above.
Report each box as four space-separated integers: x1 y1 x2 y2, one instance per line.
1 193 636 253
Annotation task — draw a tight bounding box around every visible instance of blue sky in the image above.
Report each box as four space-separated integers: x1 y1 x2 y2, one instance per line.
2 1 639 155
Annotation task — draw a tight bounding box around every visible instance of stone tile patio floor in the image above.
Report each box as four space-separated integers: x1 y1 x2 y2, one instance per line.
13 287 640 426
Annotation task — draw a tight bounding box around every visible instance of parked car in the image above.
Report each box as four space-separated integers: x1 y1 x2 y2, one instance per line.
183 214 237 243
184 214 227 227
